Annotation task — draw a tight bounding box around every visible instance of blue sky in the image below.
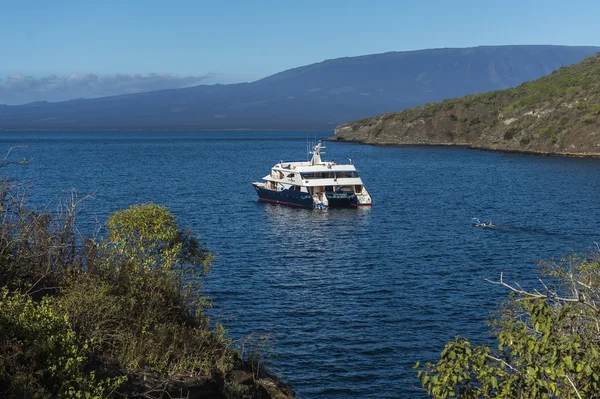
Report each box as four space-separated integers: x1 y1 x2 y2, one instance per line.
1 0 599 103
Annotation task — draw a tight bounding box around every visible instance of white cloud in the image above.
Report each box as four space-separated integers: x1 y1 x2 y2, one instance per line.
0 73 210 105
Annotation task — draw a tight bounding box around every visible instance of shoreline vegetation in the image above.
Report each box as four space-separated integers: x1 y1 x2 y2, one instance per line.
417 252 600 398
0 155 294 399
333 53 600 157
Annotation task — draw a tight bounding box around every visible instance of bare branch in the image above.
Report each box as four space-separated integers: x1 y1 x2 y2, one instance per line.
576 280 592 290
0 145 31 167
566 374 583 399
486 276 584 303
486 354 520 373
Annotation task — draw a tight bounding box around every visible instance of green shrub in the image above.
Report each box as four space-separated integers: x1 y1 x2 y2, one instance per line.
62 202 235 380
588 103 600 116
417 252 600 398
469 116 482 126
0 162 239 396
503 124 520 140
0 288 124 398
441 99 456 111
520 134 532 145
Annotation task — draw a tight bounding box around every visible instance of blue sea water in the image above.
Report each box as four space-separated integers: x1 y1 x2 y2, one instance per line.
1 130 600 398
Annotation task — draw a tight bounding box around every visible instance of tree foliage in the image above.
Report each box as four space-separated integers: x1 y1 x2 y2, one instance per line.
418 253 600 398
104 202 212 273
0 288 124 398
63 203 233 380
0 157 240 397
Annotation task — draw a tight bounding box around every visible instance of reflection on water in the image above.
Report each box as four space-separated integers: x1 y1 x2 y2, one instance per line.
260 203 374 284
263 203 372 233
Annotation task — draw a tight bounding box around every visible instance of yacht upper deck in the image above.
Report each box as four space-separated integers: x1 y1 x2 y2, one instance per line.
262 143 364 187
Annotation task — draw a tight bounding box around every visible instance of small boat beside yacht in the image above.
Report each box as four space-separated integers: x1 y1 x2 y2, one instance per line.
252 142 372 209
472 218 494 228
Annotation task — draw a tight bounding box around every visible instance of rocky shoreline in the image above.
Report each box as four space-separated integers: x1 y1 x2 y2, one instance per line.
119 366 295 399
329 134 600 158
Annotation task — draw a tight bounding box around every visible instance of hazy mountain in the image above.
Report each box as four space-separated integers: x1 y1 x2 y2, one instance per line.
334 52 600 156
1 45 599 130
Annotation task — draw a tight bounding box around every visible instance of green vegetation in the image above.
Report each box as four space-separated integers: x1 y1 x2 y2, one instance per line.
0 156 289 398
339 53 600 154
0 289 124 398
417 253 600 398
426 54 600 119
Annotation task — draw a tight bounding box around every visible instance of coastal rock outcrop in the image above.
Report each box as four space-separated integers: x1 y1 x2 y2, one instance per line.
118 366 295 399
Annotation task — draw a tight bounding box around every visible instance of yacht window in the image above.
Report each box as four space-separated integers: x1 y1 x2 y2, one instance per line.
300 172 337 179
335 171 360 178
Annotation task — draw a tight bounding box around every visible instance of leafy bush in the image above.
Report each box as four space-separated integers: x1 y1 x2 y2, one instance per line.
60 204 234 380
0 288 123 398
0 160 242 397
418 252 600 398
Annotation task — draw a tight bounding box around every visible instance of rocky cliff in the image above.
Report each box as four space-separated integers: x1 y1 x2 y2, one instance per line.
333 53 600 156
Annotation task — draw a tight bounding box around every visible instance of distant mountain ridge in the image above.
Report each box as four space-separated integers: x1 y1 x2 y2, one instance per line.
1 45 599 130
333 52 600 156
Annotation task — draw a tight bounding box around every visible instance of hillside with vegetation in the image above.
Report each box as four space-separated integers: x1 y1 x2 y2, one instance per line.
1 45 598 130
0 157 293 398
333 52 600 156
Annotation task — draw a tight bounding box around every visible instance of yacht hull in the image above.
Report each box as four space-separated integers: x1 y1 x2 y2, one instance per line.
253 185 369 209
253 185 314 208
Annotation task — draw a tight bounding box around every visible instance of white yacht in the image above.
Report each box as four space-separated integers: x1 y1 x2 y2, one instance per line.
252 142 372 209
